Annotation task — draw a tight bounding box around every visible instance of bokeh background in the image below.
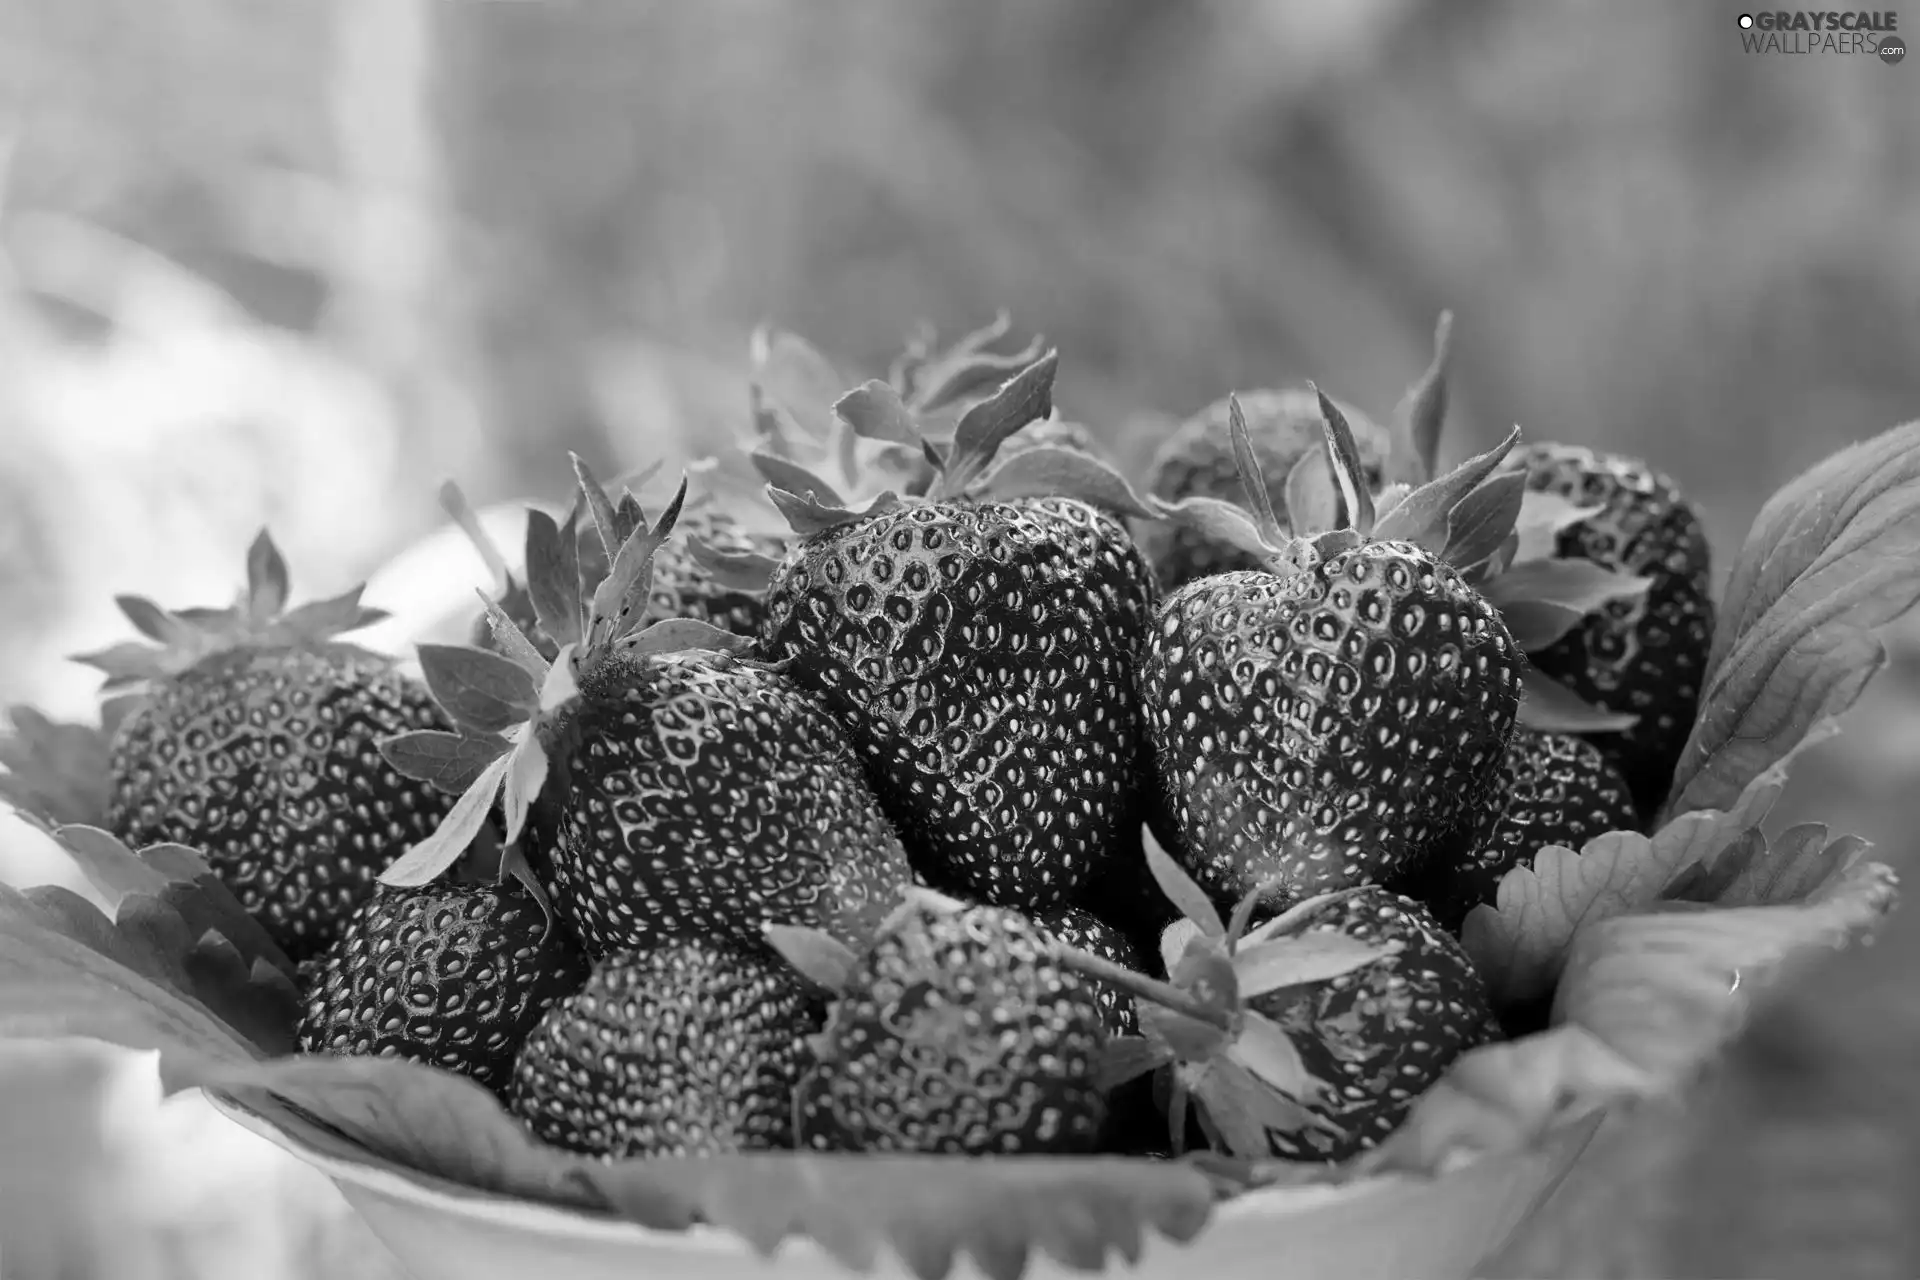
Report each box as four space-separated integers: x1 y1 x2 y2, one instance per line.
0 1 1915 1276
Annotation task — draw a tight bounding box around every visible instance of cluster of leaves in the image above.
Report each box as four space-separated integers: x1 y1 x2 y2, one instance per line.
0 361 1917 1277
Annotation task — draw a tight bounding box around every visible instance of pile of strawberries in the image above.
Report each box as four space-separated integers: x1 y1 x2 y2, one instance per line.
66 317 1715 1166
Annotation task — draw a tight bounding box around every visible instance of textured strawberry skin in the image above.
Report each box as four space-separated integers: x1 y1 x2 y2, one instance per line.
1140 542 1521 911
1506 443 1714 819
762 495 1157 911
537 651 913 958
1249 886 1493 1162
508 939 816 1158
1404 728 1638 932
798 903 1108 1155
108 645 456 962
297 880 587 1096
1139 389 1392 592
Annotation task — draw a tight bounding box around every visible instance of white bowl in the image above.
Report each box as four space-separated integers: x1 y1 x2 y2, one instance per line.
208 1092 1602 1280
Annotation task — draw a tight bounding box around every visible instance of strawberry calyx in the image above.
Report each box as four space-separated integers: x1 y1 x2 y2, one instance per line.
376 458 756 906
70 530 390 692
1051 833 1392 1159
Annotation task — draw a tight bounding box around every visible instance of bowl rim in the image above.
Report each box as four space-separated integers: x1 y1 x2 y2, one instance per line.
204 1088 1605 1256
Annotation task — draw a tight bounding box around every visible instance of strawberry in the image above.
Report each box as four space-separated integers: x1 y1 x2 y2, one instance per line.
297 868 588 1096
1069 841 1492 1164
76 533 456 961
768 890 1109 1156
1401 727 1637 932
376 458 915 963
1028 905 1142 1038
690 353 1163 912
1138 392 1522 914
509 938 817 1157
1500 443 1715 818
1139 387 1393 593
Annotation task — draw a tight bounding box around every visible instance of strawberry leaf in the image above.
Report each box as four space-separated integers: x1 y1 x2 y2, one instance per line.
1372 426 1522 553
618 617 760 658
1310 387 1374 535
1143 833 1224 936
376 725 510 794
763 923 859 993
0 706 115 828
1229 933 1389 998
972 445 1159 519
587 477 688 647
1485 560 1651 651
767 487 900 539
1151 496 1275 560
1226 1009 1324 1100
752 450 849 508
750 325 846 447
1385 310 1454 488
937 351 1059 497
1283 449 1342 538
500 736 548 847
1517 669 1639 734
1440 471 1527 574
570 453 623 565
473 591 549 678
835 380 922 445
523 508 582 649
1667 417 1920 821
438 480 514 598
1662 823 1873 908
113 594 186 645
1462 725 1834 1008
1511 492 1604 564
71 640 177 688
244 529 292 623
686 537 782 592
1187 1057 1319 1158
378 753 512 888
415 643 539 735
272 585 389 642
1138 1002 1231 1061
1550 860 1897 1082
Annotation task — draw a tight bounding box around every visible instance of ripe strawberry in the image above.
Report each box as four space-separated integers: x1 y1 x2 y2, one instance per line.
509 938 817 1157
1402 728 1637 932
377 458 915 963
769 891 1109 1156
1139 393 1521 913
77 533 456 961
1139 388 1393 593
1244 886 1493 1161
1501 443 1715 818
297 874 588 1096
700 353 1161 911
1072 846 1491 1164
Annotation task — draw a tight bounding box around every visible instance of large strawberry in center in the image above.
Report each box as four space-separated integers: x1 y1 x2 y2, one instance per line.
692 352 1161 912
1139 392 1524 910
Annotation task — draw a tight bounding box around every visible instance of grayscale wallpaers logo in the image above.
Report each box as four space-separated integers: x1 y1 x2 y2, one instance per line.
1737 10 1905 61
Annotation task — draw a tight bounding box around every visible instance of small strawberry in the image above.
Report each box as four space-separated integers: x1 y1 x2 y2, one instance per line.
1139 391 1522 913
1070 839 1490 1163
1401 728 1637 932
690 353 1164 912
1500 443 1715 819
377 458 914 962
77 533 456 960
297 857 588 1096
767 890 1109 1156
509 937 817 1157
1028 904 1142 1037
1139 388 1393 593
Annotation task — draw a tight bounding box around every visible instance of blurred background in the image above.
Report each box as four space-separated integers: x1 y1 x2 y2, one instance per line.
0 0 1915 1276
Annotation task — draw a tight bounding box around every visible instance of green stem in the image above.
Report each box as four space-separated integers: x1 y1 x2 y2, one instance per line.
1054 945 1234 1032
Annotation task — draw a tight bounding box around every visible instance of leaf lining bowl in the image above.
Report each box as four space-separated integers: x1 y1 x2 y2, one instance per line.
207 1090 1604 1280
